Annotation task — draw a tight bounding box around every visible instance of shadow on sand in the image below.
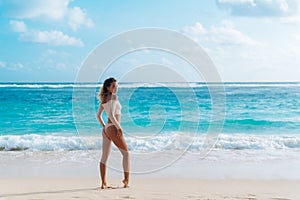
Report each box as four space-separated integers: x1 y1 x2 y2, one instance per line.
0 186 125 198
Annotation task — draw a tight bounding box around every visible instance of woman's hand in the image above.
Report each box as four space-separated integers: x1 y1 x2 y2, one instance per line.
101 124 106 134
117 128 123 138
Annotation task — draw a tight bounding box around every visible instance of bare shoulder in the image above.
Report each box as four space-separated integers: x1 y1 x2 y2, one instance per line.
111 94 118 100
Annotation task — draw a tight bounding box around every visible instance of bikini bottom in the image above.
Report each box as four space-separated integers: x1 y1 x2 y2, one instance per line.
103 122 116 138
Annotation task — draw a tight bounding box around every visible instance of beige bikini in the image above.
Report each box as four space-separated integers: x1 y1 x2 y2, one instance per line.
101 96 122 133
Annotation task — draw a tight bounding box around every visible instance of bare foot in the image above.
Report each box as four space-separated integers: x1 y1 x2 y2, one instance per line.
101 183 113 189
122 179 129 188
101 184 107 189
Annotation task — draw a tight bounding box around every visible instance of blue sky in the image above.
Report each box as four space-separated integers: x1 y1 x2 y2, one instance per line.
0 0 300 82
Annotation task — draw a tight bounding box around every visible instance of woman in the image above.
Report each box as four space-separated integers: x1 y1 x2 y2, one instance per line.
96 77 130 189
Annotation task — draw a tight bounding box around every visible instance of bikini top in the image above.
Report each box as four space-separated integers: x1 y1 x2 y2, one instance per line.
102 99 122 115
102 96 122 129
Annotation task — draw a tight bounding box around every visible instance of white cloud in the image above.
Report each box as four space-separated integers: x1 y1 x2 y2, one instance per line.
278 3 300 23
279 14 300 23
9 20 27 32
4 62 25 71
24 49 74 72
182 22 207 35
278 0 290 12
41 49 71 60
180 19 300 81
0 61 6 68
216 0 299 17
6 2 91 47
67 7 94 31
218 0 256 6
0 61 26 70
19 30 84 46
209 20 260 46
12 62 24 69
294 34 300 41
5 0 94 30
9 19 84 46
5 0 68 20
182 20 260 46
180 21 277 81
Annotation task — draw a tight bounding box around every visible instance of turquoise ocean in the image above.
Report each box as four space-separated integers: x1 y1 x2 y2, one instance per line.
1 82 300 152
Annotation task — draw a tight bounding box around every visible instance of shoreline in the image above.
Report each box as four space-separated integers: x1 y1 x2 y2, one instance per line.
1 149 300 179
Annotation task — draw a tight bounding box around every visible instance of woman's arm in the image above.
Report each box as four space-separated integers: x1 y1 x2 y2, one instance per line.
96 103 106 128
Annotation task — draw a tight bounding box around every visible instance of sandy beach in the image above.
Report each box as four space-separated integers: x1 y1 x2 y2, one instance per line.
1 150 300 200
1 177 299 200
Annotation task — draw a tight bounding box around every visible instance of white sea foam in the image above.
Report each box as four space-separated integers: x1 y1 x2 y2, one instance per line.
0 82 200 88
0 82 299 88
1 133 300 152
0 83 100 88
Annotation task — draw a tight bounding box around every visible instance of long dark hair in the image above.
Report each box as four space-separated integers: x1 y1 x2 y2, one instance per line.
98 77 116 103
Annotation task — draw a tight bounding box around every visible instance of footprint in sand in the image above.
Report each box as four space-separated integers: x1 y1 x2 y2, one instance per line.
121 195 135 199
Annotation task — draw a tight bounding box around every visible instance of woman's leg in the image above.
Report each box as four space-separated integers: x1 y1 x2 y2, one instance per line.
100 128 112 189
105 125 130 188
